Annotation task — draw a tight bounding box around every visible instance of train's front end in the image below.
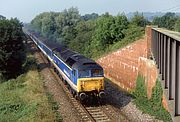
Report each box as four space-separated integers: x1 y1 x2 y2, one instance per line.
76 63 105 100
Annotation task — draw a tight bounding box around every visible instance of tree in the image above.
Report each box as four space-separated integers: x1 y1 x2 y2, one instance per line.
93 13 115 49
175 18 180 32
112 13 129 41
161 12 177 30
81 13 99 21
92 13 129 52
152 16 161 27
0 18 24 79
152 12 177 30
57 7 80 45
41 13 56 39
131 12 149 27
68 20 96 57
27 9 144 59
0 15 5 20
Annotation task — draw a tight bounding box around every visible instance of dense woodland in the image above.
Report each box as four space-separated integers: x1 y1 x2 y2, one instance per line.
26 8 180 59
152 12 180 32
1 9 180 79
25 8 148 58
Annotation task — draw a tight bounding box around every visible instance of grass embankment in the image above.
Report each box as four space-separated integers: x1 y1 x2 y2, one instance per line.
133 75 172 122
0 55 62 122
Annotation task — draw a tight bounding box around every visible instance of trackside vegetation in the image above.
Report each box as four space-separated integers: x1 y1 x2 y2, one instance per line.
0 54 61 122
133 75 172 122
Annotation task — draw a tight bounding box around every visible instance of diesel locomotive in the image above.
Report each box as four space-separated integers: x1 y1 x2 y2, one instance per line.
25 30 105 100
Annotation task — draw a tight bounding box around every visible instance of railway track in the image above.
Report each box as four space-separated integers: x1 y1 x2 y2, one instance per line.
33 42 116 122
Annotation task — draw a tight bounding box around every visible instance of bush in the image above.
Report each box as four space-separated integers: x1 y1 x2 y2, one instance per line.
0 73 4 83
0 18 25 79
22 56 37 72
133 75 172 122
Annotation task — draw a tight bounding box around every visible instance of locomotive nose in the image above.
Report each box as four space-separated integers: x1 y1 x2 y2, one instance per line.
99 91 105 98
79 92 86 100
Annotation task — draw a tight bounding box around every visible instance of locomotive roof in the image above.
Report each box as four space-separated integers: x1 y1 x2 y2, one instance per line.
53 47 101 69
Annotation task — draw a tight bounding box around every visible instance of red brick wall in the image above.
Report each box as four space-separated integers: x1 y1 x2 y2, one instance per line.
138 57 158 98
97 39 147 92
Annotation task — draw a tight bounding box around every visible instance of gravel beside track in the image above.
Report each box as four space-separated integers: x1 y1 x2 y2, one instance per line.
105 81 162 122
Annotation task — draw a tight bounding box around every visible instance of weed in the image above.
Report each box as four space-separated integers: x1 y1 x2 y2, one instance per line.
46 93 63 122
133 75 172 122
22 55 38 72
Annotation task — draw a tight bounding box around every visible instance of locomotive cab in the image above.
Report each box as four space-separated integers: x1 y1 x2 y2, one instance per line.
76 63 105 99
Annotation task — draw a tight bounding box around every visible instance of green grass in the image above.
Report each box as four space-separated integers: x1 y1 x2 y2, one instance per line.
0 55 60 122
133 75 172 122
46 93 63 122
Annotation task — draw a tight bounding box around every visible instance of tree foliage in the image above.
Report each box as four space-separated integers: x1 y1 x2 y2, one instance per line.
91 13 129 53
81 13 99 21
0 15 6 20
152 12 178 30
0 18 24 79
175 18 180 32
27 8 147 58
131 12 150 27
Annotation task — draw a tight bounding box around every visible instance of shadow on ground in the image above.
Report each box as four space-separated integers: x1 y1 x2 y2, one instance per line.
38 62 49 71
104 79 132 108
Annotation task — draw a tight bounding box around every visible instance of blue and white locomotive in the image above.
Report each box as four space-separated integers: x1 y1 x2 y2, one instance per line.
25 31 105 100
